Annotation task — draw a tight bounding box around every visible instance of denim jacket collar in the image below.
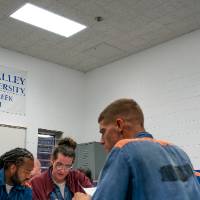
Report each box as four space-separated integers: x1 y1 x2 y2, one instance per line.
0 168 26 191
135 132 153 139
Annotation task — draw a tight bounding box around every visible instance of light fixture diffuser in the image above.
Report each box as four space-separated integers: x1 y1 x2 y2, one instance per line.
10 3 86 37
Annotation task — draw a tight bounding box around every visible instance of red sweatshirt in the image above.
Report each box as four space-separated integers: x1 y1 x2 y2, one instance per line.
31 167 92 200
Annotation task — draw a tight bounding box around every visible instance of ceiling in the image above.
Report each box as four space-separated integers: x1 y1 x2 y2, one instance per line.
0 0 200 72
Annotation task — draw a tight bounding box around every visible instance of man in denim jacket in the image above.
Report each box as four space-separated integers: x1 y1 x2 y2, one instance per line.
0 148 34 199
73 98 200 200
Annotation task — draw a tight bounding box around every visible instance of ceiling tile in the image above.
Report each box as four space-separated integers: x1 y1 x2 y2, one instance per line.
0 0 199 72
83 42 124 59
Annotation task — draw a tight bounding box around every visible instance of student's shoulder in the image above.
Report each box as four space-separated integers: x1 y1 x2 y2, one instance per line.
114 138 171 149
194 171 200 177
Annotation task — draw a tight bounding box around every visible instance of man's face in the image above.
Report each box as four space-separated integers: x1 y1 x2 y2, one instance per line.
11 158 34 185
99 120 123 152
52 153 73 183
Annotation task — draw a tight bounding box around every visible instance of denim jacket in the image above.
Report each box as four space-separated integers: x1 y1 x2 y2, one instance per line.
93 132 200 200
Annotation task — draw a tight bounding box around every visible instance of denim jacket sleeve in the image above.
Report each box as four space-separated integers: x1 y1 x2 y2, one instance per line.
92 148 130 200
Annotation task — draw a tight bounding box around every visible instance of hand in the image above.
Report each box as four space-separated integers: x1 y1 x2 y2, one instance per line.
72 192 91 200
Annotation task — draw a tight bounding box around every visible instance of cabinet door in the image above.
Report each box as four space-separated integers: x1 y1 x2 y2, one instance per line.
74 142 107 180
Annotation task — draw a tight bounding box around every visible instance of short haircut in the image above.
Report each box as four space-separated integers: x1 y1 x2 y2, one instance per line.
0 148 33 170
52 145 75 162
98 98 144 127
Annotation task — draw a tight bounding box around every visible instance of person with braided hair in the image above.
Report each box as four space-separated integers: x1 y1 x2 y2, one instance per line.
0 147 34 199
31 137 92 200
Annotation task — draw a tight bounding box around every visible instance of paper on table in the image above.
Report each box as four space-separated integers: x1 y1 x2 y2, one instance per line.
82 186 97 196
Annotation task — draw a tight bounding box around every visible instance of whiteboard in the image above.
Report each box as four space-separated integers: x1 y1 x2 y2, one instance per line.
0 125 26 155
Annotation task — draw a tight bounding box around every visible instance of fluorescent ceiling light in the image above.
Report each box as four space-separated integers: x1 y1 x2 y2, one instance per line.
10 3 86 37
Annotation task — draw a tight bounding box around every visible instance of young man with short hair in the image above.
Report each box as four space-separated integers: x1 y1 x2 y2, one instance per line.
73 98 200 200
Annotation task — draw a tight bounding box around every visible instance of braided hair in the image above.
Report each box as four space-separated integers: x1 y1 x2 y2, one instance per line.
0 147 33 170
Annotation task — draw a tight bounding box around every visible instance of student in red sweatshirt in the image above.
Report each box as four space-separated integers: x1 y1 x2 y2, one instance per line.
31 138 92 200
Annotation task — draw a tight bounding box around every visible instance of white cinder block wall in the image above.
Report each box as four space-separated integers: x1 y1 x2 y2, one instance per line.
84 29 200 168
0 47 85 156
1 29 200 168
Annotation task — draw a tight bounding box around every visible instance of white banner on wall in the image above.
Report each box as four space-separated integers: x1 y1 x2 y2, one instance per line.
0 65 27 115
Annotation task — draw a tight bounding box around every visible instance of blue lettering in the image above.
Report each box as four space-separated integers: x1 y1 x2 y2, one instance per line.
8 75 11 82
0 73 5 81
13 76 24 85
0 73 25 86
0 83 25 95
0 94 13 101
13 76 18 84
9 96 13 101
20 88 25 95
20 77 26 85
13 87 19 93
8 85 13 92
5 95 9 101
2 84 7 90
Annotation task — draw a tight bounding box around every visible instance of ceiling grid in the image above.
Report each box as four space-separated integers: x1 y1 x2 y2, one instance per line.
0 0 199 72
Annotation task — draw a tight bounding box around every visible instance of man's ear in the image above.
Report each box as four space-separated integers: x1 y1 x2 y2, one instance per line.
9 164 17 174
116 118 125 132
